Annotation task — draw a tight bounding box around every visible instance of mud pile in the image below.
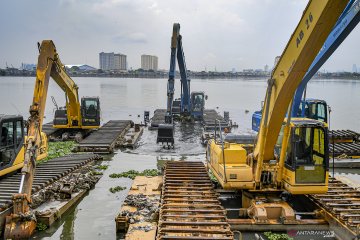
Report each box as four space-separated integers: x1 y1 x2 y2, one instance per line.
31 165 101 209
120 193 160 224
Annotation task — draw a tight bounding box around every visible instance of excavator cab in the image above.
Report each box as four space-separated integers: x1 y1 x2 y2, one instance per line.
81 97 100 127
280 119 329 194
0 115 47 177
299 99 328 123
191 91 205 120
53 97 100 128
0 115 24 172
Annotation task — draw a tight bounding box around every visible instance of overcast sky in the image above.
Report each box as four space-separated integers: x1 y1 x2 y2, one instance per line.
0 0 359 72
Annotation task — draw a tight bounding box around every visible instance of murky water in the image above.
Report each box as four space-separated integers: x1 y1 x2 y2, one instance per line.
1 77 360 239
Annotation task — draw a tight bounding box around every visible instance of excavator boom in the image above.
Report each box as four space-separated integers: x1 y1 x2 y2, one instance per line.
165 23 180 123
254 0 347 164
208 0 347 192
4 40 85 239
4 40 55 239
50 46 100 141
291 0 360 117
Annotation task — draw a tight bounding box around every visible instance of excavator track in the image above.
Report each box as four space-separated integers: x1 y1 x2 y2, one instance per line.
157 161 233 240
309 178 360 238
0 153 101 211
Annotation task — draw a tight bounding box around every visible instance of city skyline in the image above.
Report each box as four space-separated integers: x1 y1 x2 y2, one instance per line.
1 0 360 72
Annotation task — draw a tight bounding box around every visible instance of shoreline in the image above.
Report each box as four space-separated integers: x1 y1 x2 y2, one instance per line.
1 74 360 80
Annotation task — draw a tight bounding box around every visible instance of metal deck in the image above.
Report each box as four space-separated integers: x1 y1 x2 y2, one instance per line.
0 153 101 234
329 129 360 143
308 178 360 239
203 110 230 131
150 109 231 132
157 161 233 240
150 109 167 129
331 142 360 158
75 120 132 153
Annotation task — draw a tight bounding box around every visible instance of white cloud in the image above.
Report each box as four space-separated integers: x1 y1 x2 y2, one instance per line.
0 0 359 71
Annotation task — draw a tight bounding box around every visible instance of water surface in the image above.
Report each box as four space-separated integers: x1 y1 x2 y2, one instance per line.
1 77 359 239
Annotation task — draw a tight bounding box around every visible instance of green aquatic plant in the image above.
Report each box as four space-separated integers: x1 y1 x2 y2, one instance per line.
36 222 48 231
109 169 159 180
96 165 108 170
90 171 103 176
41 141 76 162
263 231 293 240
208 171 219 183
109 186 127 193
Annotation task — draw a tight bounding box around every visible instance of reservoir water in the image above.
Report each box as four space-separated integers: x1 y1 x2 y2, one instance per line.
1 77 360 239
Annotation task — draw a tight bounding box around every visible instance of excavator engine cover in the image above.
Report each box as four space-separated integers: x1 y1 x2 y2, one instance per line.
157 124 174 147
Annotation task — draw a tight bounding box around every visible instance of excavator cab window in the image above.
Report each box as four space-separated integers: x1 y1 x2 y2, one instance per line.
285 125 328 184
301 101 328 123
312 102 327 123
191 93 205 114
0 118 23 169
81 98 100 126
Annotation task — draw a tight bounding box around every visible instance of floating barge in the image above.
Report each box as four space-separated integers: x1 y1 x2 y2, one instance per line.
331 142 360 158
330 129 360 143
75 120 132 153
115 160 360 239
202 109 231 131
157 161 234 239
149 109 166 130
308 177 360 240
121 124 144 149
0 153 101 235
149 109 231 131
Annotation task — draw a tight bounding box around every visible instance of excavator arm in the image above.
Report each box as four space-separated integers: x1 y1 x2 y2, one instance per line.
177 33 191 114
165 23 192 121
253 0 347 184
165 24 180 123
50 56 81 127
4 40 78 239
291 0 360 117
159 23 193 147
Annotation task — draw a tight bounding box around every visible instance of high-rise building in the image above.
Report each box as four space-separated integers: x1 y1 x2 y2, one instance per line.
114 54 127 71
141 55 158 71
21 63 36 71
353 64 358 73
264 64 269 73
99 52 127 71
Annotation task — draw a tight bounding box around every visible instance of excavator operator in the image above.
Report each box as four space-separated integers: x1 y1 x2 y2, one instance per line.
1 126 8 146
294 131 312 164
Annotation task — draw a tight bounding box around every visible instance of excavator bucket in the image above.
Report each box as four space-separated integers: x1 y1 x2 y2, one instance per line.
4 217 36 239
157 124 174 147
4 194 36 239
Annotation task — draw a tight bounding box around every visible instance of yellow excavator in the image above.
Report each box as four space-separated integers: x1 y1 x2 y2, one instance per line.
207 0 347 223
0 40 100 179
0 117 47 177
3 40 97 238
51 62 100 142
